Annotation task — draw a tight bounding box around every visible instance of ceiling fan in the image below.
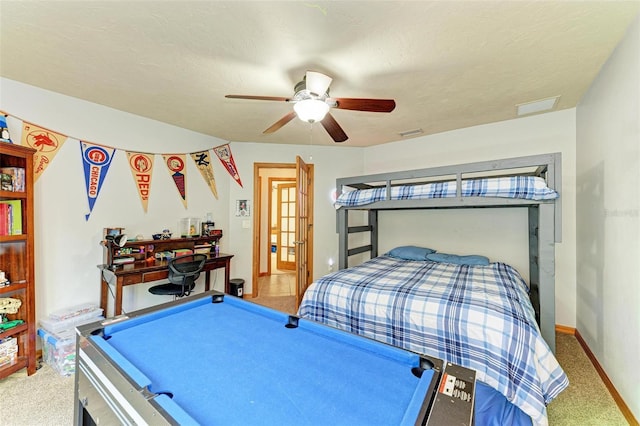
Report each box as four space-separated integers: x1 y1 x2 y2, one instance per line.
225 71 396 143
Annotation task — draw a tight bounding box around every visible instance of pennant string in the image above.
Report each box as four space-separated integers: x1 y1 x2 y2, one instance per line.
1 110 225 156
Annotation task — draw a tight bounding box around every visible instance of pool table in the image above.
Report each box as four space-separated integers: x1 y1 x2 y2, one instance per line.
74 292 476 425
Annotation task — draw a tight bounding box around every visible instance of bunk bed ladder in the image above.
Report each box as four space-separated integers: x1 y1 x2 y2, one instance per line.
337 209 378 269
529 203 557 354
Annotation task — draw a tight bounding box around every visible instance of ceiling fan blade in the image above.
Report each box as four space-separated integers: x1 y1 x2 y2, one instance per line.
306 71 333 96
331 98 396 113
226 95 291 102
263 111 297 134
321 113 348 143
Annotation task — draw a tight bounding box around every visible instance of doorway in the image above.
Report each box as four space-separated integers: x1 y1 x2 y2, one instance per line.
252 160 314 313
275 181 297 272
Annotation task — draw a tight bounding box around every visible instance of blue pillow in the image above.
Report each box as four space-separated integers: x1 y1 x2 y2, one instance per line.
386 245 436 261
426 252 490 266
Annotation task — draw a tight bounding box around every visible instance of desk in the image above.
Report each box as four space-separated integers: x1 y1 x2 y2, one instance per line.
99 253 233 317
74 292 476 425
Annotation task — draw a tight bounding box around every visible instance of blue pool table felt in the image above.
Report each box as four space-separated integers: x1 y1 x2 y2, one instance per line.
93 296 434 425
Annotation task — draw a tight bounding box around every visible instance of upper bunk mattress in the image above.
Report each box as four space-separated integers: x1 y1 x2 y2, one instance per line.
335 175 558 208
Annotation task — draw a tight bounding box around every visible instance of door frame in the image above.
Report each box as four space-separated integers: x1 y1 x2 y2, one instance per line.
252 162 314 299
267 177 296 275
276 181 297 272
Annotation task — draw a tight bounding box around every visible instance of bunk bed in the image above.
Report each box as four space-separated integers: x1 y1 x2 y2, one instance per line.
298 153 567 426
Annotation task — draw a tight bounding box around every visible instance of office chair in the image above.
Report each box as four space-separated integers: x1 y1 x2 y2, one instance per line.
148 254 207 298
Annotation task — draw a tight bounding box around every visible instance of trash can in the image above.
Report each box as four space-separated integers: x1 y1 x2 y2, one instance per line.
229 279 244 298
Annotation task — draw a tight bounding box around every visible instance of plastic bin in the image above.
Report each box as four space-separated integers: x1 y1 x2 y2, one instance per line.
37 304 104 376
48 302 100 321
229 279 244 298
38 329 76 376
39 308 104 334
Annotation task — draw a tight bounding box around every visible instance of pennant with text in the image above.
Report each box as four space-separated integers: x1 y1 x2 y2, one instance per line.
80 141 116 221
163 154 188 208
21 121 68 181
126 151 154 213
213 143 243 188
190 150 219 199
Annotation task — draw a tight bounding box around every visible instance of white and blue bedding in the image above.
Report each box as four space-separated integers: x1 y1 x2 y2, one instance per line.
298 255 568 426
335 175 558 208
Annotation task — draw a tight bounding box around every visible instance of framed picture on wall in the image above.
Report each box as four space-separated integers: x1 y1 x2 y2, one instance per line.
236 200 250 217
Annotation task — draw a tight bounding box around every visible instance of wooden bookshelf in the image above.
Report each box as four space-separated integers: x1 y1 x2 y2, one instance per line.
0 143 36 377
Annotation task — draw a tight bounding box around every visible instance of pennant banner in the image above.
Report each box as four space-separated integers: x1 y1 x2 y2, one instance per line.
3 111 230 219
163 154 188 208
126 151 154 213
190 150 219 199
81 141 116 221
21 121 68 181
213 143 243 188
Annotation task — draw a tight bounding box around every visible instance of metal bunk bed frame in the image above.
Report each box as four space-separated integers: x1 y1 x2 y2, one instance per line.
335 152 562 352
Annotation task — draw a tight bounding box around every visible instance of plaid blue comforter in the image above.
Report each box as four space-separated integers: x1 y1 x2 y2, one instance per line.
298 256 568 426
335 176 558 208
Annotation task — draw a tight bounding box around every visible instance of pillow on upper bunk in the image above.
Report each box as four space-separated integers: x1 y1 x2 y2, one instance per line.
426 252 490 266
386 245 436 260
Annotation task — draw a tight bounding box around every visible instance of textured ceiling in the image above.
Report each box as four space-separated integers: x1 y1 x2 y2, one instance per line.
1 1 638 147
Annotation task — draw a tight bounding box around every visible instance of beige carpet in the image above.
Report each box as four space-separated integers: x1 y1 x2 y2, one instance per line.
0 362 75 425
547 333 629 425
0 313 631 425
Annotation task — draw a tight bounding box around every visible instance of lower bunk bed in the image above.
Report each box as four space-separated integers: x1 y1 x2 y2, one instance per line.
298 249 569 426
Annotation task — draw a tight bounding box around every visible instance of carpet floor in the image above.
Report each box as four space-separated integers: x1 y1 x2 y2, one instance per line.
0 297 630 425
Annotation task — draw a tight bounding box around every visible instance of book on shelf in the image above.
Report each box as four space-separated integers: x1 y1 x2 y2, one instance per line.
112 257 135 265
173 248 193 257
0 173 12 191
0 167 25 192
0 200 22 235
0 202 9 235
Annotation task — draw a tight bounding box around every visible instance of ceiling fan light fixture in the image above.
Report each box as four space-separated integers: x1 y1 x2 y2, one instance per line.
294 99 330 123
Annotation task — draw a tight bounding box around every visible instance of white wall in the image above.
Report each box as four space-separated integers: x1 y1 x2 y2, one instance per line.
576 14 639 420
364 110 577 327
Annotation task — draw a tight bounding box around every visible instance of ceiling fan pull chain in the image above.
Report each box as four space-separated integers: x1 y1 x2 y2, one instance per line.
308 122 313 161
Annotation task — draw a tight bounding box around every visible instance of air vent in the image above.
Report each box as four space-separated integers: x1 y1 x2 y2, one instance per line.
516 96 560 116
398 128 424 137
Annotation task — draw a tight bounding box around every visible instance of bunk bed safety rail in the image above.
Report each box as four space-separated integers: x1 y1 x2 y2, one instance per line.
335 153 562 243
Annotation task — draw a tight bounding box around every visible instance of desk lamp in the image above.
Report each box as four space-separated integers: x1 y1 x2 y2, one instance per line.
105 233 128 268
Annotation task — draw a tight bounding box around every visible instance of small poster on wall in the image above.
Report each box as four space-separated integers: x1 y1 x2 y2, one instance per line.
236 200 250 217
